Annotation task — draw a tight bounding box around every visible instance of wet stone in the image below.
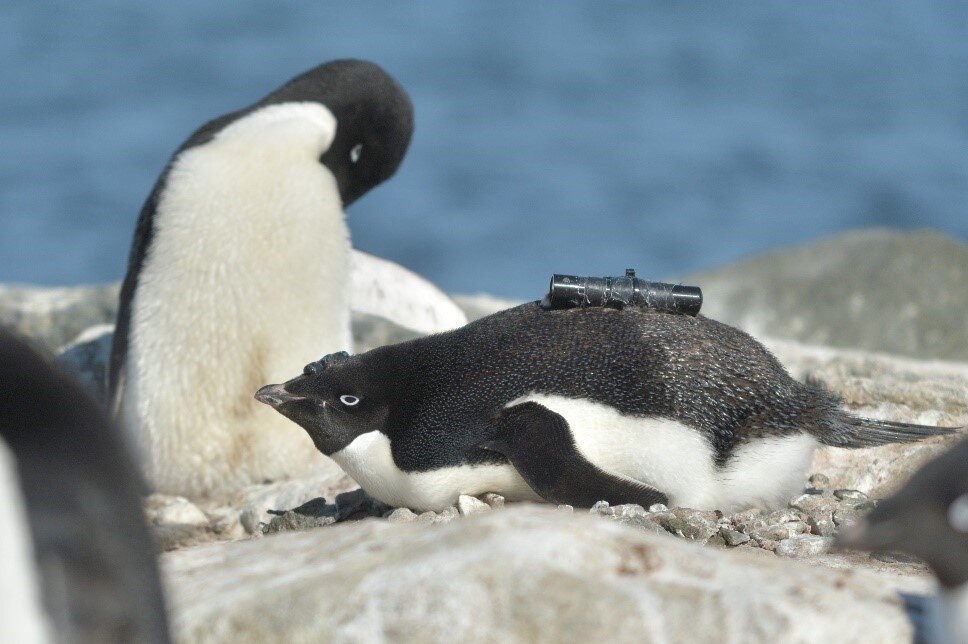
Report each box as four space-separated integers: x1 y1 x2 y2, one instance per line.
648 503 669 513
590 501 613 516
612 504 647 518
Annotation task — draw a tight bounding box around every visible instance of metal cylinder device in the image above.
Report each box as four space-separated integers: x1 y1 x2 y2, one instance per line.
547 269 702 316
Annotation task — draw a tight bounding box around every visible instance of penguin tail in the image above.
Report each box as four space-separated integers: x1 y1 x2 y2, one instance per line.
821 414 960 448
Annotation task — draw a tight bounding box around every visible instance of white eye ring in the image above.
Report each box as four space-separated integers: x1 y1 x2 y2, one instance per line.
350 144 362 164
340 395 360 407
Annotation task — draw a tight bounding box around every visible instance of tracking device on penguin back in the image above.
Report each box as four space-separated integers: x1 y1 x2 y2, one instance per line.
544 269 703 316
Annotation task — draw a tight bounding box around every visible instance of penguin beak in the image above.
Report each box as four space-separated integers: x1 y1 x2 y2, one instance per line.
254 384 307 408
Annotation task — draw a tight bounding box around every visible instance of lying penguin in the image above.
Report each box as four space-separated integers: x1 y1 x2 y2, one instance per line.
256 302 956 512
110 59 415 496
839 439 967 644
0 330 168 642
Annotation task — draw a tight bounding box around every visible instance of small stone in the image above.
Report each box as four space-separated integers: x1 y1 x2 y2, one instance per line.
481 493 505 509
613 504 647 518
417 511 437 524
614 514 667 536
752 537 779 552
871 551 923 565
144 495 209 527
654 509 719 543
263 497 339 534
648 503 668 513
808 516 837 537
457 495 490 516
434 507 459 524
590 501 613 516
386 508 419 523
556 504 574 513
775 535 834 558
833 489 868 501
808 473 830 488
721 528 751 546
206 506 246 540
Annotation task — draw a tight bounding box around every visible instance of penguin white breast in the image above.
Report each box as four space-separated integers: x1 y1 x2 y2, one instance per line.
125 102 352 495
0 440 51 643
510 394 817 511
330 430 541 511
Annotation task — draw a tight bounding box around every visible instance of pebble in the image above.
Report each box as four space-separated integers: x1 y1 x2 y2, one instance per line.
482 493 505 509
613 504 647 518
833 489 868 501
556 504 574 512
808 473 830 487
590 501 613 516
386 508 419 523
457 495 491 516
648 503 668 513
434 507 460 524
775 535 833 558
721 528 751 546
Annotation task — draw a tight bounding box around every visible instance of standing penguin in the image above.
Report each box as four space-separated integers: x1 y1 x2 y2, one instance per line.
110 60 414 497
1 330 169 643
839 439 968 644
256 303 956 512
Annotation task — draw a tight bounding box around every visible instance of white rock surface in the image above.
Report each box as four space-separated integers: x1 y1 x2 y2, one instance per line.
144 495 209 527
163 507 913 643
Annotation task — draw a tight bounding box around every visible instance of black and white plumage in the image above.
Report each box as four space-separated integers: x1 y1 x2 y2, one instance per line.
256 302 955 512
0 330 168 643
109 59 414 496
840 438 968 644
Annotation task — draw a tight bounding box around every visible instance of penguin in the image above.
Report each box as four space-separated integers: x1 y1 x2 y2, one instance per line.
0 329 169 643
839 438 968 644
255 302 957 512
109 59 414 497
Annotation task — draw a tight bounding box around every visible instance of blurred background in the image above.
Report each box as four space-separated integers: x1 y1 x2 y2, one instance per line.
1 1 966 299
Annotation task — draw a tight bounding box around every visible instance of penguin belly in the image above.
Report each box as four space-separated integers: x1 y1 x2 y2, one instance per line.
123 105 351 496
511 394 817 512
329 430 541 511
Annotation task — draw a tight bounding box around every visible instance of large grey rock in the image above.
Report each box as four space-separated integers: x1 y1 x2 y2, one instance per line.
0 282 119 350
163 507 913 643
681 229 968 361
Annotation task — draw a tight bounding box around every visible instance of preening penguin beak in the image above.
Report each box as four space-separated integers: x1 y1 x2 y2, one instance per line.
255 384 307 408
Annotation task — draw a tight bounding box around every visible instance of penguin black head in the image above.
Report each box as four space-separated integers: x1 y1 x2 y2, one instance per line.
186 58 414 208
838 438 968 588
255 352 390 455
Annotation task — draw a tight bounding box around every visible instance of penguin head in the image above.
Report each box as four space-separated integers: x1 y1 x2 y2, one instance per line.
838 438 968 588
186 58 414 208
255 352 390 455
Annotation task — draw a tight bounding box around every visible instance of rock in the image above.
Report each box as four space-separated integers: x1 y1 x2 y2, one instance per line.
775 535 835 558
590 500 613 516
386 508 418 524
833 489 868 501
235 472 354 534
0 282 119 350
205 506 246 540
613 504 647 518
481 493 505 509
457 495 490 516
653 508 720 543
153 524 214 553
680 229 968 361
648 503 668 513
56 323 113 401
144 495 209 527
721 528 751 546
416 511 437 525
434 507 460 524
808 473 830 488
555 504 574 513
264 498 338 535
163 507 913 642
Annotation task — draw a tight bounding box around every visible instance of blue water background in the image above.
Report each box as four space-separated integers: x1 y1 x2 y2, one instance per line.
1 2 966 299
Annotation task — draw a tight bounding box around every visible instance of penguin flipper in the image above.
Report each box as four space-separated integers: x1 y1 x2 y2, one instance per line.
484 401 669 509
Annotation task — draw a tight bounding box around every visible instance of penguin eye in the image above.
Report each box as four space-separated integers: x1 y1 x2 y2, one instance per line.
948 494 968 533
350 144 362 164
339 394 360 407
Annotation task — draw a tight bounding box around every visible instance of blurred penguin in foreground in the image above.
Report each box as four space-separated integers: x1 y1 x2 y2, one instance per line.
840 439 968 644
0 329 168 643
